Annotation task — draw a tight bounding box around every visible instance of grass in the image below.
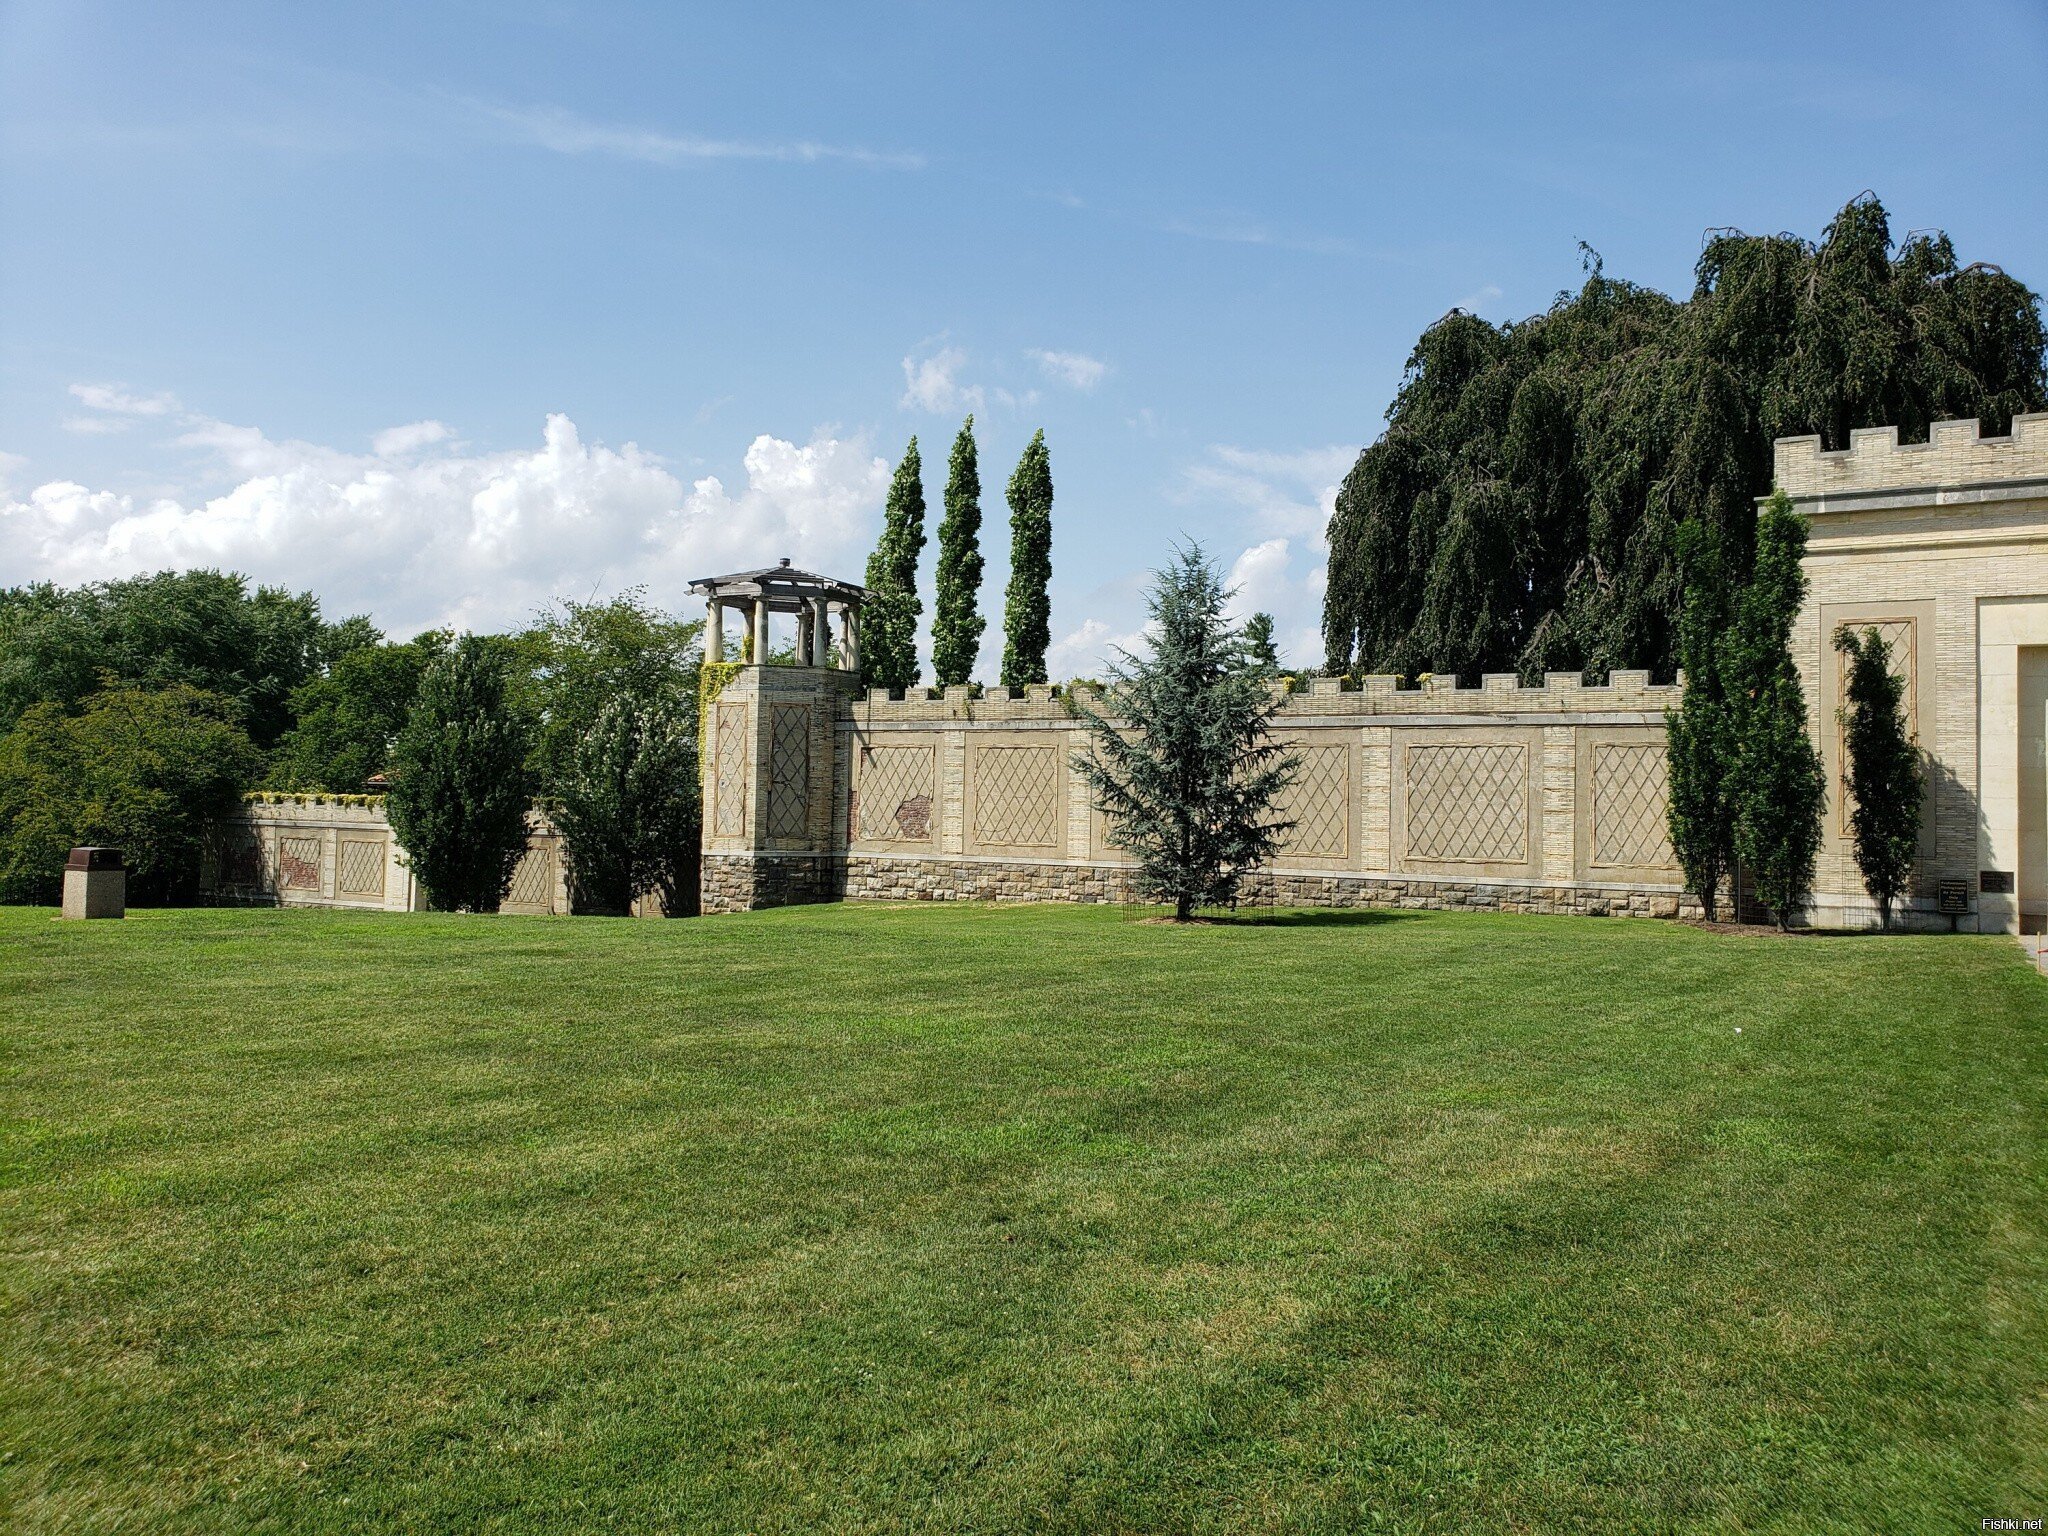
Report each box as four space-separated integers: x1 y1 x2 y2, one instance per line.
2 900 2044 1534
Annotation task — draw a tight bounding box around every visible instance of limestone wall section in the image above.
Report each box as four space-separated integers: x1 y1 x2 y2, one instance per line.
704 671 1695 918
208 798 572 915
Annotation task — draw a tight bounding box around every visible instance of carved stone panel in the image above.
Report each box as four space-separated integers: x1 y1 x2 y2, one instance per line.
852 744 937 846
767 704 812 843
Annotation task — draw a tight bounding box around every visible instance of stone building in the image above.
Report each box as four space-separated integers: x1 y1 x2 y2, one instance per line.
1782 411 2048 933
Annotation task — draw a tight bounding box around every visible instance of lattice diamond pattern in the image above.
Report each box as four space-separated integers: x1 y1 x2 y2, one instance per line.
278 835 323 890
767 705 811 841
713 704 747 837
856 746 935 842
1837 618 1915 834
973 746 1060 848
1591 744 1674 868
507 845 555 908
1281 744 1349 858
1406 744 1527 862
337 837 386 896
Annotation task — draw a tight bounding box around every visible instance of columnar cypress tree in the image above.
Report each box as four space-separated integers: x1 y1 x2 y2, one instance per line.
1725 493 1825 929
863 438 926 693
386 635 536 913
1072 546 1299 921
1833 624 1924 929
932 416 985 687
1001 429 1054 687
1664 523 1736 919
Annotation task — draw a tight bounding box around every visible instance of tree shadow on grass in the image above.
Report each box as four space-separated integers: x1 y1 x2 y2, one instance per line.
1203 908 1427 929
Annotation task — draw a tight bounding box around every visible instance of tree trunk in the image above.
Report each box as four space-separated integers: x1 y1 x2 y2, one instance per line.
1176 893 1193 922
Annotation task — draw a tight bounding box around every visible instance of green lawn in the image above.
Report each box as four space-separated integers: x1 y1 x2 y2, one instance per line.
2 902 2044 1534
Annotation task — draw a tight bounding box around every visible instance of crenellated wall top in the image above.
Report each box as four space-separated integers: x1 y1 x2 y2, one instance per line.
1774 412 2048 502
845 670 1681 723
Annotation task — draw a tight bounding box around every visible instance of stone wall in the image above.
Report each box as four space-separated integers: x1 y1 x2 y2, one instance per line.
207 797 573 915
702 666 1698 919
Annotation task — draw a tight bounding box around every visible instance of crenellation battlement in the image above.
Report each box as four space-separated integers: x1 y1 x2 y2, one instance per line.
1775 412 2048 500
843 669 1680 723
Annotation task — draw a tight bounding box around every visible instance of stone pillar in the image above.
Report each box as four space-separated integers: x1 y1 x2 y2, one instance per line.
839 606 860 672
61 846 125 919
706 599 724 664
812 599 830 667
699 664 861 914
752 597 771 665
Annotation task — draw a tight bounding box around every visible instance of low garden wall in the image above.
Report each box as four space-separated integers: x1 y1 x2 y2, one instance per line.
204 796 571 915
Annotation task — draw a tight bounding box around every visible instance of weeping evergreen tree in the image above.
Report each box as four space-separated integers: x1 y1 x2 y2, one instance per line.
386 636 536 913
932 417 986 687
1726 494 1826 930
863 438 926 694
1324 195 2045 680
552 692 699 917
1001 429 1054 687
1834 624 1924 929
1664 523 1736 919
1072 546 1299 921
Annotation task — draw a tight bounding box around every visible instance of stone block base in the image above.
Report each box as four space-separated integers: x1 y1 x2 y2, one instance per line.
701 853 842 914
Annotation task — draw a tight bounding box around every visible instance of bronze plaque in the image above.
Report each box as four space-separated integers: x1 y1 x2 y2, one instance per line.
1980 870 2015 895
1936 879 1969 915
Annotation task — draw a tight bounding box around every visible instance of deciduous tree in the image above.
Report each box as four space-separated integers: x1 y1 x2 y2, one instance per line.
1001 430 1054 687
932 417 985 688
386 636 537 913
863 439 928 694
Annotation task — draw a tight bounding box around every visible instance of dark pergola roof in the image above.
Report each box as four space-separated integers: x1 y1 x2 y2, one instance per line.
687 558 867 610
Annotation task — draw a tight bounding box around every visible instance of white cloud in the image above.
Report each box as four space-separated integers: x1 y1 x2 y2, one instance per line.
371 419 454 457
2 401 889 637
479 102 925 172
69 382 178 416
899 346 984 415
1027 349 1109 391
1454 282 1505 314
62 416 131 436
1178 443 1356 540
1045 616 1150 681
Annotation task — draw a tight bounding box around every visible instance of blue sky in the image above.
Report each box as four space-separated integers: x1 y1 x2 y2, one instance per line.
3 1 2043 675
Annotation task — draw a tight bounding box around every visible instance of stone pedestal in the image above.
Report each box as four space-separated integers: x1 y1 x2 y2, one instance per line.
61 846 126 919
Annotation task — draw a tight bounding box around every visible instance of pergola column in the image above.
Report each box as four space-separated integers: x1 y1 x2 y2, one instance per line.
705 599 724 663
752 596 770 665
811 599 830 667
838 605 859 672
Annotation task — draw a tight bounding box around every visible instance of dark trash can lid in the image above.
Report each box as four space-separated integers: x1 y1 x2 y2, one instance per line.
66 846 124 872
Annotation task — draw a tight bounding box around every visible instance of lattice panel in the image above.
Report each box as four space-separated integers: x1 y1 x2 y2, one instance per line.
972 746 1061 848
1280 744 1350 859
507 845 555 909
1591 744 1674 868
1837 619 1916 834
713 704 748 837
1405 743 1527 863
767 705 812 841
278 835 323 890
855 746 936 842
337 837 386 896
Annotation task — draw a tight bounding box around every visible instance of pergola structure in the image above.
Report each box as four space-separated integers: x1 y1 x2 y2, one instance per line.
688 558 867 670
